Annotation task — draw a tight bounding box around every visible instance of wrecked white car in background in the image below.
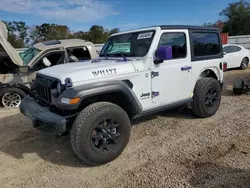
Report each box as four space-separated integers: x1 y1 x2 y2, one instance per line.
0 21 99 108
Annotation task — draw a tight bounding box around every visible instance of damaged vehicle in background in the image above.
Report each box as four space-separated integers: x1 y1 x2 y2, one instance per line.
0 21 99 108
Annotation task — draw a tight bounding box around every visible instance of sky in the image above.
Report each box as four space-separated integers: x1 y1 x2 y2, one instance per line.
0 0 238 32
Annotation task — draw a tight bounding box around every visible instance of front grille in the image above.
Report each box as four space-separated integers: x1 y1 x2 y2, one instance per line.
35 74 57 104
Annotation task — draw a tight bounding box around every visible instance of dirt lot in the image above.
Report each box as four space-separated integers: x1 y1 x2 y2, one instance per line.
1 69 250 188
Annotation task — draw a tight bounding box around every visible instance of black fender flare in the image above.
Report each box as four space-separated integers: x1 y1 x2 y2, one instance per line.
0 83 32 96
57 80 142 114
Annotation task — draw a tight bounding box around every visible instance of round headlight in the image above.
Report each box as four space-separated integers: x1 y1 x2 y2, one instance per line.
56 82 61 94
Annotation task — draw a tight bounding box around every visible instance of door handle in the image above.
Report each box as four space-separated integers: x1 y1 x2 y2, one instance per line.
181 66 192 71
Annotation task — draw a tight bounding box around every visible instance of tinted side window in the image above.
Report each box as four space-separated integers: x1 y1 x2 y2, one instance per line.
192 32 220 56
223 46 241 54
223 46 232 53
158 33 186 59
231 46 241 52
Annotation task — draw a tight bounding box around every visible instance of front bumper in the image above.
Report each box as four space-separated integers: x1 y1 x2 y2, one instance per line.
20 96 67 135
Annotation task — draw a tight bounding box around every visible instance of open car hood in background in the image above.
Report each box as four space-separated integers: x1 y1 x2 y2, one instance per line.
0 21 23 66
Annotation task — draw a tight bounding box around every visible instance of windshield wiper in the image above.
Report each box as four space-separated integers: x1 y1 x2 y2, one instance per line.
104 53 108 60
119 53 127 61
101 51 108 59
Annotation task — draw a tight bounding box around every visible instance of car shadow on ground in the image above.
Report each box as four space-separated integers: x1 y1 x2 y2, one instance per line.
222 87 237 97
0 113 90 168
0 107 198 168
159 106 196 119
0 87 239 168
132 106 196 126
222 84 250 97
188 162 250 188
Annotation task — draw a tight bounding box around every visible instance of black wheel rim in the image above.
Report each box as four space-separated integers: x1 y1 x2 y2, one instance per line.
205 87 218 108
91 119 120 152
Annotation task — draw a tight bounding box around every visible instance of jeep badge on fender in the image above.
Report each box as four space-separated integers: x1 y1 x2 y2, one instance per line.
140 92 150 99
20 25 224 166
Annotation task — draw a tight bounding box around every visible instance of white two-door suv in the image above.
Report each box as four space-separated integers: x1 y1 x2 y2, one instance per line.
20 25 226 166
223 44 250 70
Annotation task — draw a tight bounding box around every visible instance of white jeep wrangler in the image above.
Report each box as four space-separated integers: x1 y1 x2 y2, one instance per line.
20 25 226 166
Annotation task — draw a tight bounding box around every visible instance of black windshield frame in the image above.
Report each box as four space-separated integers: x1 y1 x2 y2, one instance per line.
100 30 156 58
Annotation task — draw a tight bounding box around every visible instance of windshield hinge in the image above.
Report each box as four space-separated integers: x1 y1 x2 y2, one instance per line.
151 71 159 78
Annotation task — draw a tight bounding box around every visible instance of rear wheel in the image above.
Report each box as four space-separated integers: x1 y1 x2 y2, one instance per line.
70 102 131 166
192 78 222 118
0 87 26 108
240 57 249 70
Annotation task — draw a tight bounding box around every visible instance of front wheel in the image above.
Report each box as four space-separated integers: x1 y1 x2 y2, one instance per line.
0 87 26 108
192 78 222 118
70 102 131 166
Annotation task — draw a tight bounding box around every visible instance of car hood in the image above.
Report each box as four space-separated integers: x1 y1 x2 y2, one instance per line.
38 58 137 84
0 21 23 66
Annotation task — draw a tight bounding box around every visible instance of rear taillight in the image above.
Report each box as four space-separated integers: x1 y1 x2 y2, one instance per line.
223 62 227 72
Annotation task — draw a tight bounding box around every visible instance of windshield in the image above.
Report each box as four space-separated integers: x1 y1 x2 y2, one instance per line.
19 46 41 65
100 30 155 58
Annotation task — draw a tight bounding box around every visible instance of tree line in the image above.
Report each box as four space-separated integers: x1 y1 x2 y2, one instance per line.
2 0 250 48
3 21 120 48
203 0 250 35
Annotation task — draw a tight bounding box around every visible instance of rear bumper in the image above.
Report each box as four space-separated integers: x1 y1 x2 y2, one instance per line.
20 96 67 135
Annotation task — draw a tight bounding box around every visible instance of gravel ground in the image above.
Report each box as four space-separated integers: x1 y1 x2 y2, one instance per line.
0 68 250 188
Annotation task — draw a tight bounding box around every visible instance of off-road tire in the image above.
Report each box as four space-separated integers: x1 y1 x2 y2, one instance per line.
70 102 131 166
240 57 249 70
192 78 222 118
0 87 26 108
233 78 245 95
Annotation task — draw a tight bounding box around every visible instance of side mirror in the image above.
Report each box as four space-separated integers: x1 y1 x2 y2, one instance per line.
154 46 173 64
42 57 51 67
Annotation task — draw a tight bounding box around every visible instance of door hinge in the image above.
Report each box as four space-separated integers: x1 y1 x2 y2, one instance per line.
151 71 159 78
152 91 160 98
